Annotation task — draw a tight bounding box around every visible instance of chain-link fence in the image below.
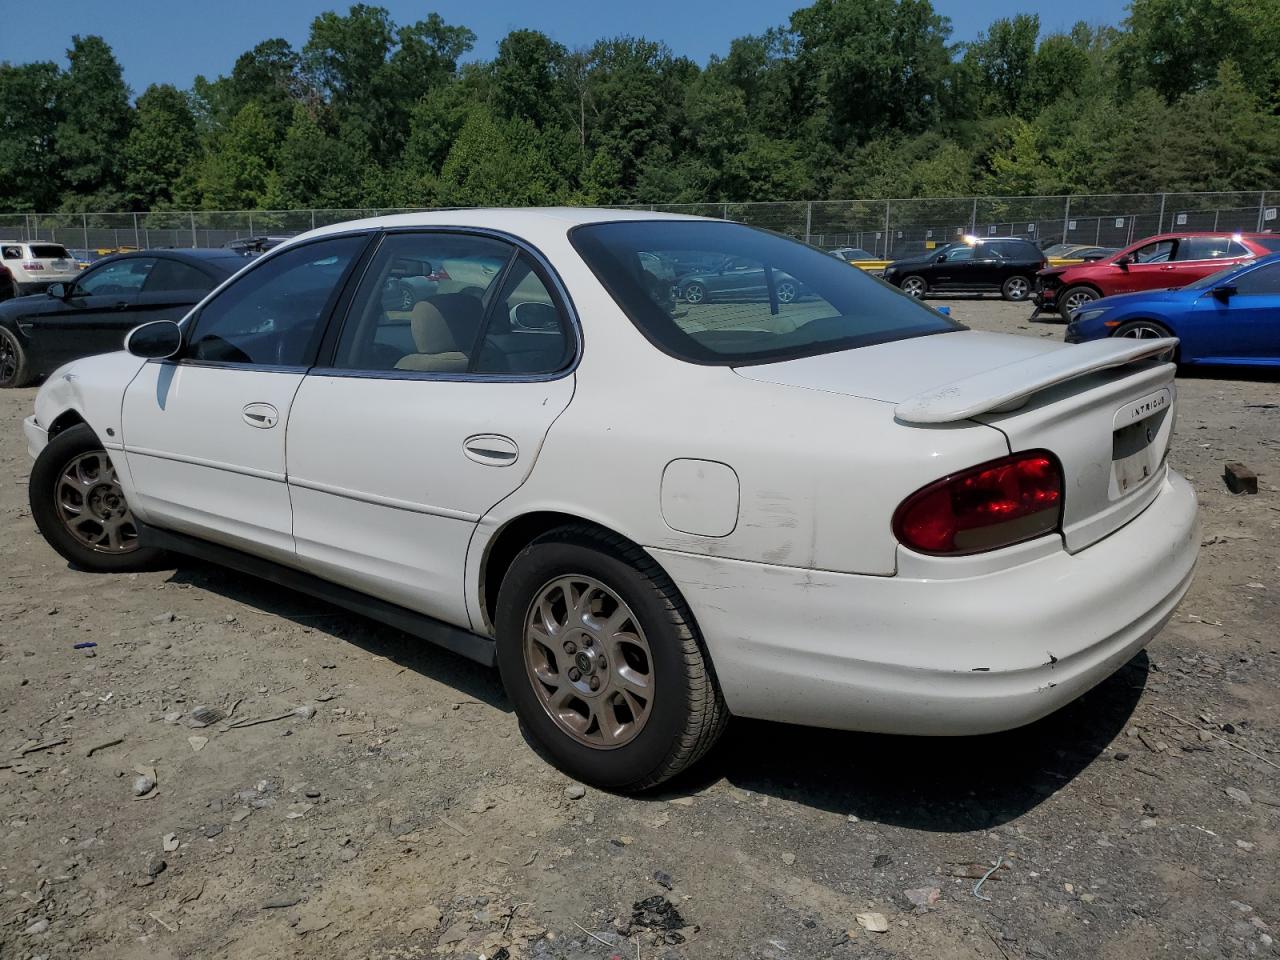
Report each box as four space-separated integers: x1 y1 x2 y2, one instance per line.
2 192 1277 259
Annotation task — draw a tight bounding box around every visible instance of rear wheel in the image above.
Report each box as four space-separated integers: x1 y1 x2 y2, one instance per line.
495 526 728 792
899 275 927 298
683 281 708 305
1001 275 1032 302
775 279 798 303
0 327 32 388
1057 285 1098 317
29 424 164 571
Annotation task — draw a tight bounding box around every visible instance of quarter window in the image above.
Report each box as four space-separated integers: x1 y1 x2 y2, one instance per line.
186 234 366 367
144 259 215 293
473 255 573 375
75 257 158 295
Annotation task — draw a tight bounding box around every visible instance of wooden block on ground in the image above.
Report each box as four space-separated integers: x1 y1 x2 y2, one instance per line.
1224 462 1258 495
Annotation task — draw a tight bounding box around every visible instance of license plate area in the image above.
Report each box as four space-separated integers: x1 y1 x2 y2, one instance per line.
1110 387 1172 498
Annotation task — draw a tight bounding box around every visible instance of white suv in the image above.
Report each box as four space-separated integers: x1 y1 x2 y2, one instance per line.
0 241 81 299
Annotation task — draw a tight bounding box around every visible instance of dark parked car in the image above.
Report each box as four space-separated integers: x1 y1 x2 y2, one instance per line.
0 249 242 387
676 255 807 304
829 246 876 262
224 236 293 257
881 237 1047 301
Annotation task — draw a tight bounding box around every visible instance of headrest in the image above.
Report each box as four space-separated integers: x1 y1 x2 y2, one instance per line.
410 293 484 354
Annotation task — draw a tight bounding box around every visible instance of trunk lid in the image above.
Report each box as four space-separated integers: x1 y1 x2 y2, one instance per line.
736 330 1178 552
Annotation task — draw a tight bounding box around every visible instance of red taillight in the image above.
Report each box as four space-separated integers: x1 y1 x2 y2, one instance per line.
892 451 1064 556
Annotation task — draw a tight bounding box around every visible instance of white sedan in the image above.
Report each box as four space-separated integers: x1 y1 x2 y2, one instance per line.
22 209 1199 790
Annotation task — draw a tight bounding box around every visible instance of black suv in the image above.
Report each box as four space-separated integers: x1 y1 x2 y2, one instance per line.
881 237 1046 301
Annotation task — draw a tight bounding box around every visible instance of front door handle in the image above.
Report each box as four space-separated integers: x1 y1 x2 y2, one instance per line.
463 434 518 466
242 402 279 429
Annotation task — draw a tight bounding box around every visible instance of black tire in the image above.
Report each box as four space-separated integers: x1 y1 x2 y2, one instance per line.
1001 275 1033 302
29 424 165 572
0 326 32 387
899 275 927 298
1057 284 1098 318
494 525 728 792
1113 319 1178 363
683 281 709 305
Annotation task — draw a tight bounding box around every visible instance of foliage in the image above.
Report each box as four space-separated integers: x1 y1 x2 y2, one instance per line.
2 0 1279 214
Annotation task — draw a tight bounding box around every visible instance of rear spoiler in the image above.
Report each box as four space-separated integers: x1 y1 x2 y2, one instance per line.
895 338 1178 425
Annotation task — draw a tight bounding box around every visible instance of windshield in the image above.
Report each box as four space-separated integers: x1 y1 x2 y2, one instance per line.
571 221 960 365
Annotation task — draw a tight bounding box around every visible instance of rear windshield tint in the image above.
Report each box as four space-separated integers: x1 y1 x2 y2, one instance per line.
30 244 71 259
570 220 960 366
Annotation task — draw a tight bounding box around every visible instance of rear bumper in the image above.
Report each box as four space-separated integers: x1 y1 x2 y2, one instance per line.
24 415 48 459
652 470 1199 735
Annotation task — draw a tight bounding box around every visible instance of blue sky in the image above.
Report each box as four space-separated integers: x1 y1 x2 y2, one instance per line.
2 0 1123 95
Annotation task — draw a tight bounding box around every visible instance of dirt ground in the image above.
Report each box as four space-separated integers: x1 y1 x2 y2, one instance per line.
2 298 1277 960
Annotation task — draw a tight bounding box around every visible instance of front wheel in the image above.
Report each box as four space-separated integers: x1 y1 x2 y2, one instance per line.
1001 275 1032 302
899 275 927 298
1057 285 1098 318
29 424 165 571
775 279 798 303
0 327 32 388
494 526 728 792
1114 319 1172 340
683 282 708 305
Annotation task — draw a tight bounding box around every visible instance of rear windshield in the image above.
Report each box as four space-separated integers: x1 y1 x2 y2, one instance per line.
571 220 960 365
30 244 71 259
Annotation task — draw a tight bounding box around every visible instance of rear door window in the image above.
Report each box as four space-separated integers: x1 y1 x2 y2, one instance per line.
1175 237 1233 261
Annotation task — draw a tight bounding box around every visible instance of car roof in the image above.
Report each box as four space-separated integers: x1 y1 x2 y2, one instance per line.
290 207 712 248
90 248 244 271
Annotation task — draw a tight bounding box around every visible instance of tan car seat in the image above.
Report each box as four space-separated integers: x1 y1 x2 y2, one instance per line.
394 293 484 372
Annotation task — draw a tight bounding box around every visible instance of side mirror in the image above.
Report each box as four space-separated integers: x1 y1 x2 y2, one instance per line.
125 320 183 360
1115 255 1131 271
46 282 68 299
934 253 947 263
1212 283 1237 301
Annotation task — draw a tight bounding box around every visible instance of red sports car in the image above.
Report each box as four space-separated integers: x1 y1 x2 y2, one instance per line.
1037 231 1280 317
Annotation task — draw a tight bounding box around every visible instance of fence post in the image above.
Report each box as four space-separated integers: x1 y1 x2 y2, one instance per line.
1259 191 1267 232
883 200 891 257
1156 193 1166 234
190 211 197 248
311 209 317 230
970 197 978 235
1062 196 1071 242
133 213 140 250
82 213 89 252
804 201 812 244
248 212 254 237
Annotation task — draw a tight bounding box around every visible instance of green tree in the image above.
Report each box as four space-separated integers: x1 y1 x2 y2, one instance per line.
55 35 132 205
0 61 62 210
124 85 199 208
1164 61 1280 190
437 105 558 206
492 29 567 128
1119 0 1280 103
962 14 1040 117
790 0 954 149
197 101 276 208
263 104 364 209
192 38 301 140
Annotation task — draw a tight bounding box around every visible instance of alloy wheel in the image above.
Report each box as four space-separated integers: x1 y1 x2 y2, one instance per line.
776 280 798 303
901 277 925 298
523 575 654 749
1061 290 1096 315
1004 277 1030 300
54 450 140 553
0 332 17 384
684 283 705 304
1118 323 1168 340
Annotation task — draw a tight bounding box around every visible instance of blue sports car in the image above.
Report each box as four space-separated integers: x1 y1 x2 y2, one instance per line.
1065 252 1280 367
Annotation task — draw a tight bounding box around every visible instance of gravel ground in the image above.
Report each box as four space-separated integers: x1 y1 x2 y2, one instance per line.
1 297 1278 960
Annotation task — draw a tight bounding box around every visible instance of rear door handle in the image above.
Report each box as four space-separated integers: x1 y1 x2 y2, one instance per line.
242 402 279 429
463 434 518 466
